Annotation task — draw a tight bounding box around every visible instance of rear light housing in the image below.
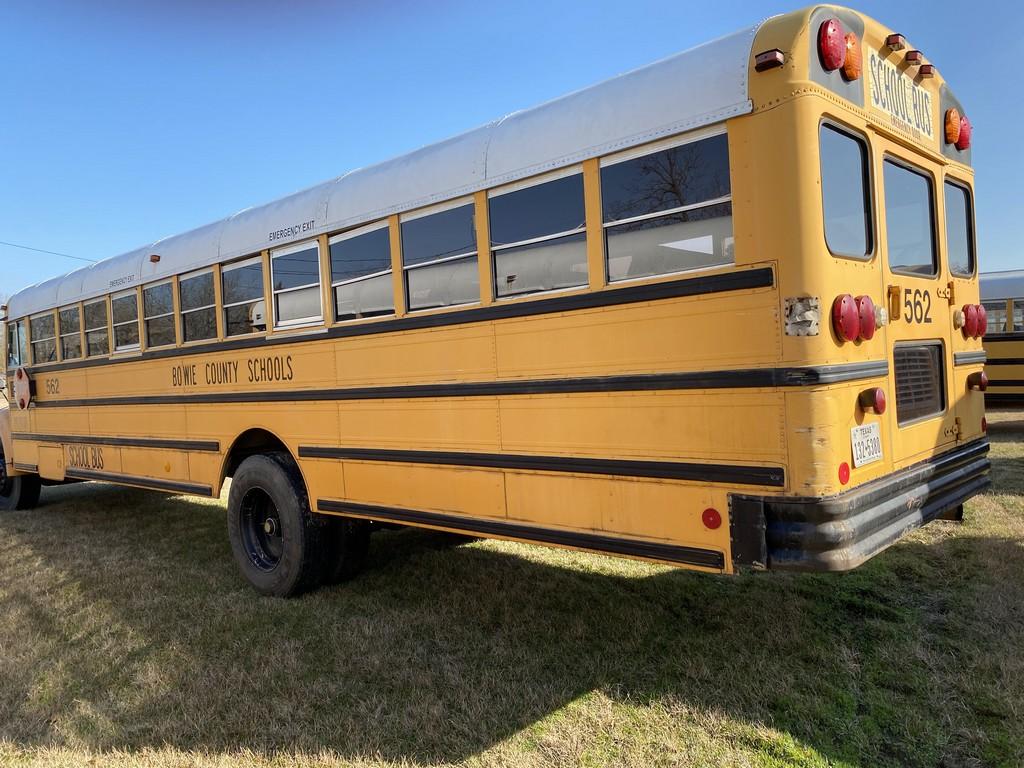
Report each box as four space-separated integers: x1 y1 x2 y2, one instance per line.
962 304 979 338
967 371 988 392
955 116 972 150
832 294 860 341
945 109 972 151
859 387 886 414
843 33 862 80
856 296 876 340
977 304 988 336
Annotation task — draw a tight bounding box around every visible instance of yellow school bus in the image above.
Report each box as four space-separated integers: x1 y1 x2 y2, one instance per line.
1 5 990 596
981 270 1024 407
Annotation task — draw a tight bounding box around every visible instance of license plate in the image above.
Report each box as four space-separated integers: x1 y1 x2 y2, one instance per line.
851 422 882 468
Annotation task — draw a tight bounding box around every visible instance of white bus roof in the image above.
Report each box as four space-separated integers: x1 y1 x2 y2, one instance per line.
7 21 760 319
980 270 1024 301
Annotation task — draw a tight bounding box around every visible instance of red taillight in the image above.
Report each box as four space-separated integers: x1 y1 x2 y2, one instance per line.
702 508 722 530
962 304 979 338
856 295 876 340
859 387 886 414
838 462 851 485
832 294 860 342
819 18 847 71
977 304 988 337
956 115 972 150
967 371 988 392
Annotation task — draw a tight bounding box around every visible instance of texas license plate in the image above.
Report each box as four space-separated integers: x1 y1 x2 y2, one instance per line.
851 422 882 468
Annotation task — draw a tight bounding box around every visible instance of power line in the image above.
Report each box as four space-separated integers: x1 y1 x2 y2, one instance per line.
0 239 97 263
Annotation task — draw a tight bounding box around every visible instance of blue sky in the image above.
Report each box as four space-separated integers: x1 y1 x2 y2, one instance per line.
1 0 1020 298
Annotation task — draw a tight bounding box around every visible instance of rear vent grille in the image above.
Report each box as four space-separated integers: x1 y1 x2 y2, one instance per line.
894 343 945 425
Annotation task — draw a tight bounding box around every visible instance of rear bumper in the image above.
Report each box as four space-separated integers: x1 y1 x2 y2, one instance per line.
730 439 991 572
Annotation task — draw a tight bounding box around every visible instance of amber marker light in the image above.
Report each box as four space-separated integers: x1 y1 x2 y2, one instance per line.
945 108 961 144
843 33 862 80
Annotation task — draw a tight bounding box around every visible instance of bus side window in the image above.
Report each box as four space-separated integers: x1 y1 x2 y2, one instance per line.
1015 299 1024 331
29 311 57 364
84 299 110 356
143 282 176 347
489 170 587 298
982 302 1007 334
179 268 217 343
112 290 141 351
601 132 734 282
400 200 479 311
819 123 872 259
944 180 975 277
58 305 82 360
270 241 323 328
6 319 25 368
222 256 266 336
329 222 394 321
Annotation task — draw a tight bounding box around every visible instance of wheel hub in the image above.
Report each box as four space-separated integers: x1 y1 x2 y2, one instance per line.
263 517 278 536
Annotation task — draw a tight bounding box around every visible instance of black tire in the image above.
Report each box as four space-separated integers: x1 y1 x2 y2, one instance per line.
227 452 328 597
0 450 41 512
322 517 371 585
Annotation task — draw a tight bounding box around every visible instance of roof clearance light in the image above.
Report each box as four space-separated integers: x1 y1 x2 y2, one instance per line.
843 33 862 80
832 294 861 342
755 48 785 72
919 64 935 78
886 33 907 51
819 18 847 71
905 50 924 65
955 115 972 150
962 304 979 338
855 295 876 340
945 108 961 144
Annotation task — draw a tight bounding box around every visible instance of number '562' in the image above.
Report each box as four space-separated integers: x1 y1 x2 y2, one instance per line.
903 288 932 324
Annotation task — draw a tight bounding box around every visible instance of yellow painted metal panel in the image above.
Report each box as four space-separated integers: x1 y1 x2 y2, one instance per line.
120 448 188 482
337 399 500 452
343 462 506 519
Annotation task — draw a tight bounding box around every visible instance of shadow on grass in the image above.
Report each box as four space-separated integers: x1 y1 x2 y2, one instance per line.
0 481 1021 767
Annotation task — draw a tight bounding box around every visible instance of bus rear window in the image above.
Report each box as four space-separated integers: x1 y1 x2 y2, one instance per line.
819 124 871 259
884 159 937 277
944 180 974 277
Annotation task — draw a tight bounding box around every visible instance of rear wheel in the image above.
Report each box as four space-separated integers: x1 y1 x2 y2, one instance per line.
0 451 41 512
322 517 371 584
227 452 327 597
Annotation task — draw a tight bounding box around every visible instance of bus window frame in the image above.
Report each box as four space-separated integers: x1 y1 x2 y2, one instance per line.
488 164 588 301
818 118 875 262
111 287 142 353
328 219 395 323
270 239 324 331
598 126 736 284
178 266 218 345
882 153 939 279
83 297 111 357
399 196 480 313
58 303 83 361
29 309 58 366
222 255 267 338
141 279 176 349
943 175 976 279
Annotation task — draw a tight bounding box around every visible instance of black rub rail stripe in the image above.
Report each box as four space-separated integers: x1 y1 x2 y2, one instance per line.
986 358 1024 366
298 446 785 487
11 433 219 452
16 267 775 376
317 499 726 569
987 379 1024 387
63 468 212 496
30 360 889 409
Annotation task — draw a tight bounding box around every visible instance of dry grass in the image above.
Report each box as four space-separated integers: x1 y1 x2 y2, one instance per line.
0 417 1022 768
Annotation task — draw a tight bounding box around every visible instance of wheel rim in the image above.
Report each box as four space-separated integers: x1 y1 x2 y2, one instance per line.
239 487 284 572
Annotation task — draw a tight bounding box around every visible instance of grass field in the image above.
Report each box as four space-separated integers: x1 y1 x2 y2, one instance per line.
0 416 1022 768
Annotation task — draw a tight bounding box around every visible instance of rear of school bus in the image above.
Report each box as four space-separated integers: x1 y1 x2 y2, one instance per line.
732 6 990 570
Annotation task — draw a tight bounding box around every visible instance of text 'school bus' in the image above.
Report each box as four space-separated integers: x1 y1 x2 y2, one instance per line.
1 5 990 597
981 270 1024 407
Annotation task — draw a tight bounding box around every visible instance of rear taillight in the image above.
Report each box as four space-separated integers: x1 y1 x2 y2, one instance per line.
956 116 972 150
833 294 860 341
967 371 988 392
856 295 876 340
977 304 988 336
859 387 887 414
962 304 979 338
945 108 972 151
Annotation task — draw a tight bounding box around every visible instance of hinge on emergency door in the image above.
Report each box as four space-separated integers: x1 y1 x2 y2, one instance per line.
936 281 955 305
944 417 962 440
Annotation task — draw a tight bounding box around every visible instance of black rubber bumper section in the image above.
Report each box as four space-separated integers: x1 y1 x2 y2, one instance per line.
730 439 991 572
